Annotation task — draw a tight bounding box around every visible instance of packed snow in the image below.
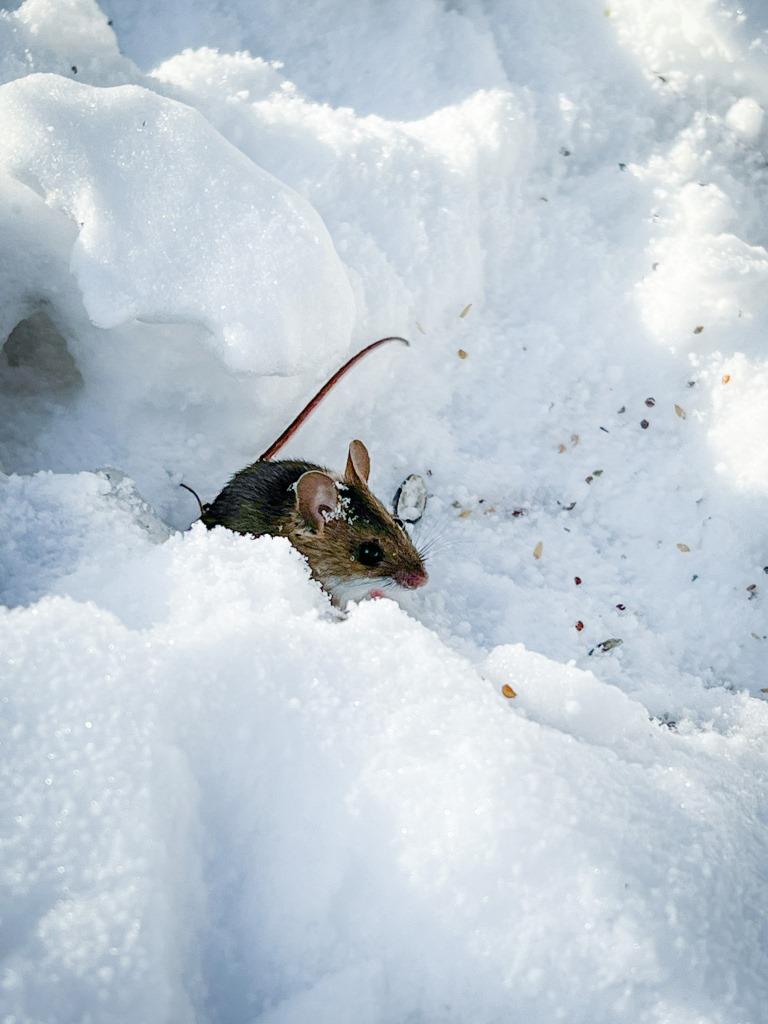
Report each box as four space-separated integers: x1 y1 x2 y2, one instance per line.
2 1 768 1022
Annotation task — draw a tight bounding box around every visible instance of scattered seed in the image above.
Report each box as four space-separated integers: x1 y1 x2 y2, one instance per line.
459 303 473 319
652 262 660 270
575 620 585 631
563 502 577 511
501 683 517 699
571 433 580 445
560 146 571 156
416 321 426 334
71 65 78 74
585 475 593 484
751 633 762 641
674 404 686 419
747 584 757 591
483 506 497 515
618 405 626 414
645 397 656 407
616 603 626 611
558 443 567 453
618 162 627 171
691 574 699 581
693 325 704 334
600 426 610 433
722 373 731 384
591 638 623 654
764 567 768 574
593 469 603 476
574 576 582 585
676 543 690 552
640 419 649 429
762 687 768 692
539 196 549 202
533 541 543 560
687 381 696 388
458 509 471 518
511 508 528 517
457 349 468 360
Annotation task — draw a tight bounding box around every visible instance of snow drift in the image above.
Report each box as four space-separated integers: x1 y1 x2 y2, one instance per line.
2 0 768 1022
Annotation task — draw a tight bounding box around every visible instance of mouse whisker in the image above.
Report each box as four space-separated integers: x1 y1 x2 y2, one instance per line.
409 517 449 548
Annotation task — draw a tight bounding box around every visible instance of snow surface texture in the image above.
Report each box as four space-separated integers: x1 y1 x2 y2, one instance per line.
2 1 768 1022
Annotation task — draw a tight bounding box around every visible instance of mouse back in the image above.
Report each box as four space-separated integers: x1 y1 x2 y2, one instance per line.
201 441 428 600
201 459 322 536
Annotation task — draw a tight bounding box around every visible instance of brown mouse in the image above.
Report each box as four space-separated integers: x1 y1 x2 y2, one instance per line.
189 337 428 603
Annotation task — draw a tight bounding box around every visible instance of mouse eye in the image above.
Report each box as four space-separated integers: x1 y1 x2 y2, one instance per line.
357 540 384 567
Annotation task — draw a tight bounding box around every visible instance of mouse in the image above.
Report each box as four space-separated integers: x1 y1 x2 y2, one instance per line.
187 337 429 604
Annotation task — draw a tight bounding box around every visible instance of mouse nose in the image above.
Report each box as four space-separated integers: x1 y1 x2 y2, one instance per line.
397 569 429 589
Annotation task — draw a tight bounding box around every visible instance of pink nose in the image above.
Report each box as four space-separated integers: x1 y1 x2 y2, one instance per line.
397 569 428 589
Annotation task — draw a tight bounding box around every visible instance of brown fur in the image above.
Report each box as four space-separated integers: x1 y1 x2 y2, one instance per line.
201 440 428 601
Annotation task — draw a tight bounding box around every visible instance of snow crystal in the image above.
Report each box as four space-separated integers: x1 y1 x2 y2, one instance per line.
3 0 768 1022
725 96 764 140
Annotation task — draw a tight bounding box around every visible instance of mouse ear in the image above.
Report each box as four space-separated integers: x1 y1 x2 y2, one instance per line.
345 439 370 486
295 470 338 531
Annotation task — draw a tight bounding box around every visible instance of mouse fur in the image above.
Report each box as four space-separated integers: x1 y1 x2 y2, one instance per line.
201 440 428 602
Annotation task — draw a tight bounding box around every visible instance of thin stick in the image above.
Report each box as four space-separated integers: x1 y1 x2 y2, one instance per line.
258 336 409 461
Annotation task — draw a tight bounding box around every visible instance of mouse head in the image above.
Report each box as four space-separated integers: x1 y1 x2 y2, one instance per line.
290 440 428 601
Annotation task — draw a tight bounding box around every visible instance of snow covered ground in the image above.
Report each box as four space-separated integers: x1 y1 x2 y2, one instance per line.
2 1 768 1021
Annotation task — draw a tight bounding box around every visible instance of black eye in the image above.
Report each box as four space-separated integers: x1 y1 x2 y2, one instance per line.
357 541 384 566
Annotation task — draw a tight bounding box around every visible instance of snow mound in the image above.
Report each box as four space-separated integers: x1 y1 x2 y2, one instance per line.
4 0 768 1020
3 529 768 1023
0 72 354 375
0 65 356 521
153 48 530 336
0 0 132 90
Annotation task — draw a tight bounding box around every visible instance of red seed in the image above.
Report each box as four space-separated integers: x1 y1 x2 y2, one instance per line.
640 419 649 429
574 576 582 585
575 620 585 631
645 397 656 407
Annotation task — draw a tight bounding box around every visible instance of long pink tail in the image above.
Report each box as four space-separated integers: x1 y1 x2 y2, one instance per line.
258 335 409 461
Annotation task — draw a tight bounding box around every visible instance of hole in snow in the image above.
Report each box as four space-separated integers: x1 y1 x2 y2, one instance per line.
3 311 82 389
0 310 84 473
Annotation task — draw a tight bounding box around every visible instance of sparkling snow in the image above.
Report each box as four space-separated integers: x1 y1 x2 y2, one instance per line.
2 1 768 1022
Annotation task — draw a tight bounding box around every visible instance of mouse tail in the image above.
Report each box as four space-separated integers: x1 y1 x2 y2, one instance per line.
179 481 210 517
258 335 409 461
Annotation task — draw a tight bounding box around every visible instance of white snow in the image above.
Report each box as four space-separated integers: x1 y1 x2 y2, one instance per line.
2 1 768 1022
726 96 764 139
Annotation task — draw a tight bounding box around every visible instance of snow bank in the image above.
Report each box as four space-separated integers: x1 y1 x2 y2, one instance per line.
3 0 768 1021
0 63 354 522
0 73 353 374
4 530 768 1024
152 50 530 336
